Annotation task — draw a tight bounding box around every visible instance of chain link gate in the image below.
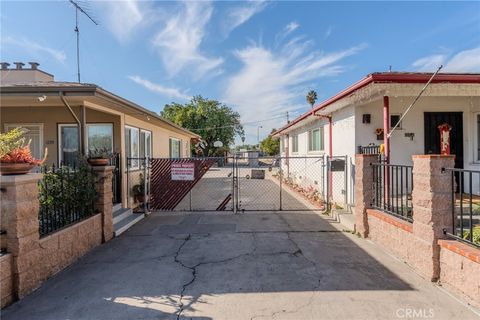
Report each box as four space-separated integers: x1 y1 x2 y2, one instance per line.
135 155 345 212
234 155 326 212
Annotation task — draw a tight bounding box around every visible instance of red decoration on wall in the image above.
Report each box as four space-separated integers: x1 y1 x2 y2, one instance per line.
438 123 452 155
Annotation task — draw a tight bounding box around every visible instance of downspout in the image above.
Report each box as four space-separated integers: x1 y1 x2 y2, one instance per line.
383 96 390 163
60 92 84 157
314 112 333 203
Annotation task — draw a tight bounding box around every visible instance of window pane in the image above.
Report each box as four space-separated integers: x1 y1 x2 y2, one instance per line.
125 128 131 158
88 124 112 154
478 115 480 161
320 127 324 150
145 132 151 158
139 131 146 158
131 128 139 158
61 126 79 166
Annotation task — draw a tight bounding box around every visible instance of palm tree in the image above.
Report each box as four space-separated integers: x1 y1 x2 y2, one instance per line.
306 90 317 108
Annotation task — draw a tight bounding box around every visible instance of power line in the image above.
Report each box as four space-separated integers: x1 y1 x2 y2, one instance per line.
186 114 287 131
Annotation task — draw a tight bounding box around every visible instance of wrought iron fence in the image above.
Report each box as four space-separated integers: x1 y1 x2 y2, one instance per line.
109 153 121 204
372 163 413 222
38 161 96 237
442 168 480 248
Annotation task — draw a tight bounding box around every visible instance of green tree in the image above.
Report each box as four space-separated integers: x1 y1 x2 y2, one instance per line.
260 129 280 156
306 90 318 108
162 96 245 156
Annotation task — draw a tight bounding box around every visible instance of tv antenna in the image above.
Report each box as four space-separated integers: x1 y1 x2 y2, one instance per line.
69 0 98 83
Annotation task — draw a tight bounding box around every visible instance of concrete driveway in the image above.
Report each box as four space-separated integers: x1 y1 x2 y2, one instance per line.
2 211 479 320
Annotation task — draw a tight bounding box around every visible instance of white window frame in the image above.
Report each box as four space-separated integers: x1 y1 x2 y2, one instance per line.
86 123 114 154
169 137 181 158
292 135 299 154
308 127 324 153
4 123 44 159
125 125 140 170
475 113 480 164
140 129 152 159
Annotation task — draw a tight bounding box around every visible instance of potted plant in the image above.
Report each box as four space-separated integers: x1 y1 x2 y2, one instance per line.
87 147 111 166
132 173 146 204
0 128 47 175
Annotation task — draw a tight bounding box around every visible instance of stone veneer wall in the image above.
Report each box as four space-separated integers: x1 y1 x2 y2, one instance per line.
0 166 114 309
355 154 480 308
438 240 480 308
36 214 103 283
0 254 13 308
366 209 415 265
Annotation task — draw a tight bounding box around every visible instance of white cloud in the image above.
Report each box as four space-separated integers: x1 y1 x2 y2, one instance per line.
285 22 299 35
94 0 155 43
224 34 367 140
412 54 446 72
224 0 269 36
152 1 223 78
444 47 480 72
325 26 333 39
412 47 480 72
129 75 191 100
2 36 66 63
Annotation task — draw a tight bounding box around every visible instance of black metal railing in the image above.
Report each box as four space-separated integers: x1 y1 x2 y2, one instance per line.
372 163 413 222
38 161 97 237
442 168 480 248
358 145 381 155
109 153 121 204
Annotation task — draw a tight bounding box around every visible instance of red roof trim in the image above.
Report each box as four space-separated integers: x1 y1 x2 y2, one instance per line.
274 72 480 135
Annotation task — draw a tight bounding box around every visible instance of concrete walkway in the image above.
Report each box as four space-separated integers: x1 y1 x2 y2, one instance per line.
2 211 479 320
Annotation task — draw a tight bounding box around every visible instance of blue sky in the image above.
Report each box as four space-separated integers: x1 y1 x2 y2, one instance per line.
1 1 479 144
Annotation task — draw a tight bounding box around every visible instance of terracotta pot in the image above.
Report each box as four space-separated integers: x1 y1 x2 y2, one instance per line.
87 158 109 166
0 162 36 175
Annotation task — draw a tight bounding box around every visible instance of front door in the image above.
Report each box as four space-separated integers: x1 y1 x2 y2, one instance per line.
424 112 463 169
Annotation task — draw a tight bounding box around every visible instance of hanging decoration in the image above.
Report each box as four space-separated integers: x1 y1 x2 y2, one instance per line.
438 123 452 155
375 128 384 140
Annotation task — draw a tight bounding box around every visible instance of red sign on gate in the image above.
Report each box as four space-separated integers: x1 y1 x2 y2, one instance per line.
171 162 195 181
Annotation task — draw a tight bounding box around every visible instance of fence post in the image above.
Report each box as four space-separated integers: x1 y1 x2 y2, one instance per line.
411 155 455 281
0 173 43 299
92 166 115 242
354 154 377 237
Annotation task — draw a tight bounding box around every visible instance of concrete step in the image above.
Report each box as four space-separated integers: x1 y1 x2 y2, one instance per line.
113 203 122 212
114 213 145 237
113 208 133 225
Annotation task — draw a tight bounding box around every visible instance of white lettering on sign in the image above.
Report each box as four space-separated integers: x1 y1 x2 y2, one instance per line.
171 163 195 181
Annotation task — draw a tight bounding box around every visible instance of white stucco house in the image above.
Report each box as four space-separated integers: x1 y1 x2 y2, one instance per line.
273 72 480 207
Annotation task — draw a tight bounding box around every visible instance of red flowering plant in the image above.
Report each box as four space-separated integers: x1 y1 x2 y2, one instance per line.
0 128 47 165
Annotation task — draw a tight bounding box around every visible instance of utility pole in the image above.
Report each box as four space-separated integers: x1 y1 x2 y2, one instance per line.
69 0 98 83
286 111 290 123
257 126 263 147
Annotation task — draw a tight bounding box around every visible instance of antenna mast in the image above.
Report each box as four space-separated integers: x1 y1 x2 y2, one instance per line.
69 0 98 83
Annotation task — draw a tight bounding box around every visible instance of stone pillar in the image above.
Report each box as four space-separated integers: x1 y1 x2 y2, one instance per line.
92 166 114 242
411 155 455 281
354 154 378 237
0 173 43 299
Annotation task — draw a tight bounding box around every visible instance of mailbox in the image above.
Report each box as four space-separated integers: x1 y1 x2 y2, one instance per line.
330 159 345 172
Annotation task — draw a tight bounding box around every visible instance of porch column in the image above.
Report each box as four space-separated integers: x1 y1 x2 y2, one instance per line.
411 155 454 281
92 166 115 242
354 154 378 237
